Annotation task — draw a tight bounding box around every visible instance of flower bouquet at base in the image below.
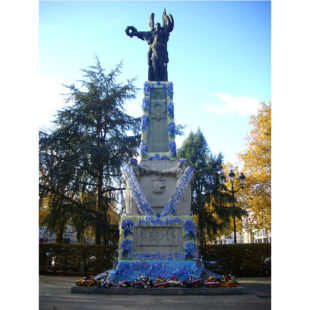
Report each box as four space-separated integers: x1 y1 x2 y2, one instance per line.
204 276 221 288
153 277 168 288
133 274 153 288
117 280 132 288
167 275 181 287
181 275 203 288
220 274 239 287
98 279 115 288
76 275 97 287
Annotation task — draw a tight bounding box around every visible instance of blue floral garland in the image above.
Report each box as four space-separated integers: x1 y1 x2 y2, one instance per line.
121 218 134 237
108 260 203 282
132 252 185 261
160 166 194 216
136 216 183 227
144 81 151 94
168 141 177 156
167 101 174 118
184 219 197 241
167 82 174 97
140 140 148 158
141 81 176 160
141 115 149 131
120 239 133 258
142 98 150 112
121 164 154 216
184 242 197 259
122 163 193 218
147 154 170 160
118 216 199 262
168 121 176 138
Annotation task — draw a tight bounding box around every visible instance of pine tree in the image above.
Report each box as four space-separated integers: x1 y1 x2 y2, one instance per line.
39 57 140 244
178 128 246 244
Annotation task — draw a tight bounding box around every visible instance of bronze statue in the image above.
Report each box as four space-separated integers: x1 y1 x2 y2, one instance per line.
125 9 174 81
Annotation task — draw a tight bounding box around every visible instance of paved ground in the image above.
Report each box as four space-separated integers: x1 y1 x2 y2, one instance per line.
39 275 271 310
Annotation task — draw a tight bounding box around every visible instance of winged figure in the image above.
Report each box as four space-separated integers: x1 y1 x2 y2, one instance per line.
125 10 174 81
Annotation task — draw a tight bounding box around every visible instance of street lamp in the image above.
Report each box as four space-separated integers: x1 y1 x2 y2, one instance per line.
219 170 246 244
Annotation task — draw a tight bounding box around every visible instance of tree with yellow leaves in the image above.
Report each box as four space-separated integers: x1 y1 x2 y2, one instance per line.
238 101 271 231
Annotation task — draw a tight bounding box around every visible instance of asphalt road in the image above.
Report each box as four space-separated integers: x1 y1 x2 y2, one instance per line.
39 275 271 310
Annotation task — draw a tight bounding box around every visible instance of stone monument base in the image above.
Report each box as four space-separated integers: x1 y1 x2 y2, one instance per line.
71 286 245 295
112 215 201 282
107 260 203 282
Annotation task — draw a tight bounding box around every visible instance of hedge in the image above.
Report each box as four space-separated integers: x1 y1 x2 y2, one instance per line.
39 243 118 275
199 243 271 277
39 243 271 277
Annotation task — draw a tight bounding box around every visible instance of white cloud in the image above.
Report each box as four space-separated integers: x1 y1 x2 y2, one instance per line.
207 93 260 116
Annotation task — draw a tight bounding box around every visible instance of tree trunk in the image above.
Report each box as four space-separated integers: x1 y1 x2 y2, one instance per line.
95 174 103 244
56 229 64 243
95 163 109 244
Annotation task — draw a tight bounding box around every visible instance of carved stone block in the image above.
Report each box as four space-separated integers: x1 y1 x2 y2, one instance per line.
139 174 176 208
147 87 169 153
133 226 183 253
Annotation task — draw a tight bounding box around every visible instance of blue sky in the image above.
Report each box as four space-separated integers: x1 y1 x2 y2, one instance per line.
39 1 271 164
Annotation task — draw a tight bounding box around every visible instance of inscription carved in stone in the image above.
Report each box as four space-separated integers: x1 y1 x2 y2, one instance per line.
133 226 183 252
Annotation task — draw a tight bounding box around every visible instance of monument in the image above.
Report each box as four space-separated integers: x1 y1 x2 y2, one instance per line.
107 10 202 282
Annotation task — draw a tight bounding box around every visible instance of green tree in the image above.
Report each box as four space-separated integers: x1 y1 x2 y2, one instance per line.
39 57 140 244
178 128 246 245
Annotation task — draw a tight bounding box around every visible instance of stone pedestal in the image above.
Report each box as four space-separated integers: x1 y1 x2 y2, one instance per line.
108 156 201 281
107 81 202 282
140 81 176 160
124 159 192 217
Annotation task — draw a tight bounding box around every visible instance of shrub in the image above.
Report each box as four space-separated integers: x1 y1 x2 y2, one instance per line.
39 243 118 275
39 243 271 277
199 243 271 277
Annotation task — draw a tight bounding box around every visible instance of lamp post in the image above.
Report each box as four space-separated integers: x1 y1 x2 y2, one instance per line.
219 170 246 244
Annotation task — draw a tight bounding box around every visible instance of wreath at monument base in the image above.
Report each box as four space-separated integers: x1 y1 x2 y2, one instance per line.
75 272 240 288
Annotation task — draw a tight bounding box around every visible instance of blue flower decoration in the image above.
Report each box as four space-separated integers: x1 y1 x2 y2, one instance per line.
168 121 176 138
128 158 138 165
161 166 194 216
144 82 150 93
184 219 196 240
184 242 197 259
142 97 150 112
141 115 149 131
140 140 148 153
161 155 170 160
121 218 134 237
168 141 177 156
167 102 174 118
167 82 174 96
121 164 154 215
154 153 161 159
121 239 133 258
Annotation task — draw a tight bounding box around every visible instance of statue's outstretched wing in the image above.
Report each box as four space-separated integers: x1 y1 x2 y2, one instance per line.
167 14 174 32
162 10 174 33
148 13 154 31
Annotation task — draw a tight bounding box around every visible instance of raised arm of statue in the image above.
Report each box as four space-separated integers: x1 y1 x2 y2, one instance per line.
162 9 174 33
